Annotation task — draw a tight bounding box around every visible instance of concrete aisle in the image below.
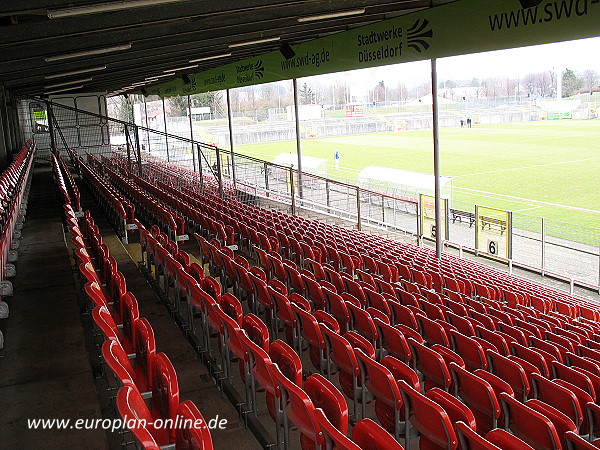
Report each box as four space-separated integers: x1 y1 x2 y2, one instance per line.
0 166 108 450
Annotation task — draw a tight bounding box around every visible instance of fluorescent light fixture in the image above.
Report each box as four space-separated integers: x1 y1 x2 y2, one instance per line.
45 43 132 62
44 78 93 90
145 73 174 80
130 81 150 86
45 66 107 80
45 85 84 95
228 37 280 48
297 8 365 22
189 53 231 63
164 64 198 73
48 0 188 18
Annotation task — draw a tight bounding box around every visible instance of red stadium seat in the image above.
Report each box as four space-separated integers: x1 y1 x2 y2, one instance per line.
499 392 561 450
450 362 500 433
398 379 459 450
174 401 214 450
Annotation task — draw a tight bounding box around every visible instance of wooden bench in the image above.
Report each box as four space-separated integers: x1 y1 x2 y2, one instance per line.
450 209 475 227
480 215 507 235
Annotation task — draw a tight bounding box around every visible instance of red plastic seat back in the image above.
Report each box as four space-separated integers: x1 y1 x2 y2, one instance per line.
103 338 136 388
175 400 214 450
116 386 160 449
135 318 156 391
122 292 139 346
242 314 269 351
314 409 360 450
486 350 529 401
450 362 500 433
271 364 323 447
92 305 120 342
304 373 349 434
450 330 487 372
398 380 458 450
409 338 451 391
352 418 404 450
355 349 402 412
151 353 180 439
269 340 302 385
456 421 502 450
374 318 411 364
500 392 561 450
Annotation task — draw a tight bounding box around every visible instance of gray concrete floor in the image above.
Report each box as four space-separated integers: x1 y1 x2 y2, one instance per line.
0 166 108 450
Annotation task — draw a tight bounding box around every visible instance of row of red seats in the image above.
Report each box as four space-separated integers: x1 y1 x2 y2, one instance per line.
90 156 185 243
62 201 213 450
79 156 134 242
52 151 81 212
98 153 600 448
139 221 403 450
192 223 600 450
123 153 597 321
0 141 35 295
0 141 35 349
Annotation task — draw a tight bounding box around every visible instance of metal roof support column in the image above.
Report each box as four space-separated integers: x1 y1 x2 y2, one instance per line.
226 89 237 191
292 79 303 199
187 95 196 172
162 97 169 162
143 96 151 154
431 58 442 259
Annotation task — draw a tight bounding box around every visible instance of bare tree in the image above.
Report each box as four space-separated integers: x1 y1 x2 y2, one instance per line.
583 70 598 93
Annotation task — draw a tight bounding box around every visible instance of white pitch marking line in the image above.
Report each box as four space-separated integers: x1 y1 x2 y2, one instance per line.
513 206 543 212
453 187 600 214
453 156 600 178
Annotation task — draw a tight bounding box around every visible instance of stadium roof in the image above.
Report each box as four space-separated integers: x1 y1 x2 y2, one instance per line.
1 0 598 98
0 0 455 97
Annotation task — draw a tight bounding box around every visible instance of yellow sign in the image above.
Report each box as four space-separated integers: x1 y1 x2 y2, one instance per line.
475 205 512 259
420 194 448 241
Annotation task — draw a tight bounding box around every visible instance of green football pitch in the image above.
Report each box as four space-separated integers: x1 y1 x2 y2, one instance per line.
234 120 600 231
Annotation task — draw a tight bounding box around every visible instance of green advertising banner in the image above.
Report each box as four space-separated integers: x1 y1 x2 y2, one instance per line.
33 110 47 121
145 0 600 97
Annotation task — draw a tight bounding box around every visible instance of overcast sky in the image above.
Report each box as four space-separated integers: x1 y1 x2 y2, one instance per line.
302 36 600 95
437 36 600 81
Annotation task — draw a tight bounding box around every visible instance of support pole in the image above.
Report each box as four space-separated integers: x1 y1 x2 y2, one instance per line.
215 146 223 198
541 217 546 276
46 101 57 154
292 79 303 199
187 95 197 172
356 187 362 231
143 97 151 153
226 89 237 191
197 144 203 189
431 58 442 259
162 97 169 162
124 124 132 173
0 86 14 161
290 169 296 215
134 125 143 175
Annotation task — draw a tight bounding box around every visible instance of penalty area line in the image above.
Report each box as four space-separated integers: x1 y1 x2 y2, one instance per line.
453 187 600 214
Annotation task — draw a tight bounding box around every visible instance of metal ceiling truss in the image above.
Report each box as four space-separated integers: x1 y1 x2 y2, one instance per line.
0 0 451 96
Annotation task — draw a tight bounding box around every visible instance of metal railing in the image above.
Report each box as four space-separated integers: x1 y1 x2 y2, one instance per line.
24 97 600 298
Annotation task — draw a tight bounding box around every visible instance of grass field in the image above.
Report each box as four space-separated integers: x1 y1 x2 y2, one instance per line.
235 120 600 231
